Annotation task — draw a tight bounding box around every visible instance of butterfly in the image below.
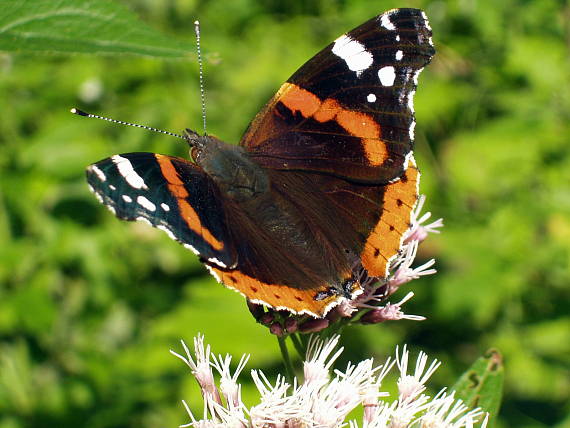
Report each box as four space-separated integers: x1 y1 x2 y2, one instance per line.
85 8 435 317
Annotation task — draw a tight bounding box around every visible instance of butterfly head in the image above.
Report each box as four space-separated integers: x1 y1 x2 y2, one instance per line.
184 128 208 157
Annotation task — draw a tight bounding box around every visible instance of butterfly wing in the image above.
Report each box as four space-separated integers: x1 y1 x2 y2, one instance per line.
86 153 236 268
207 156 420 316
240 8 434 184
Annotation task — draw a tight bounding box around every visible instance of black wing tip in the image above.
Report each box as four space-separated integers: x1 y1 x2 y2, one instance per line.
377 8 433 32
380 8 428 20
377 8 435 59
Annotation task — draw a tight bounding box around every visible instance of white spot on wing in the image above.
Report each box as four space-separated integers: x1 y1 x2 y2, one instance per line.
109 185 116 191
90 165 106 182
157 224 177 241
136 216 152 226
93 192 104 203
367 93 377 103
107 206 116 215
409 120 416 140
160 203 170 212
407 89 416 113
208 257 227 268
112 155 148 190
122 195 132 203
413 67 425 86
421 11 434 46
421 11 432 30
396 34 400 42
378 66 396 86
137 195 156 212
332 34 373 76
205 265 221 283
404 151 416 171
184 243 200 256
380 14 396 30
396 50 403 61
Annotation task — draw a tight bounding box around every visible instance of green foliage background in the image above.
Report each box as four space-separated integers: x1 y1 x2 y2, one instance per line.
1 0 569 427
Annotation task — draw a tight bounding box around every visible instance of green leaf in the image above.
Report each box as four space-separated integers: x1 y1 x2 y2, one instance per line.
0 0 191 57
452 349 504 425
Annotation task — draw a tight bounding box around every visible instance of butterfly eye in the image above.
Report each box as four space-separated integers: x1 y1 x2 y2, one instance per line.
190 147 199 162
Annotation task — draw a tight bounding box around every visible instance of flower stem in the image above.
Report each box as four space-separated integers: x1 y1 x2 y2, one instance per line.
277 336 295 384
290 333 306 359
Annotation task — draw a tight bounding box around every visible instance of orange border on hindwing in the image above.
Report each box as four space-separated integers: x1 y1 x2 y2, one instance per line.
207 266 339 318
361 156 420 277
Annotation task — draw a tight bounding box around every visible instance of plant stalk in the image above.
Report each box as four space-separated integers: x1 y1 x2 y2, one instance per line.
277 336 295 385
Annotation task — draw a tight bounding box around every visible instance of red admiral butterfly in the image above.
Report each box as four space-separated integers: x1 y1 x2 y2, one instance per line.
86 9 435 317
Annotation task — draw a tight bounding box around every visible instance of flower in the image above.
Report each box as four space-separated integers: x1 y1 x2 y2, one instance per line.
405 194 444 244
396 344 441 403
171 334 487 428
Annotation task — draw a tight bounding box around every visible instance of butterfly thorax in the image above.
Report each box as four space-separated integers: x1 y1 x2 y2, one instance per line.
185 131 269 203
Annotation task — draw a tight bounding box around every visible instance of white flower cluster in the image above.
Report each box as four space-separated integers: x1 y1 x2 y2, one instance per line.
171 334 487 428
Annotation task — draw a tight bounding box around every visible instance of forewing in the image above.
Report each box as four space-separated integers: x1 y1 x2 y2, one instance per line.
240 8 434 184
86 153 236 268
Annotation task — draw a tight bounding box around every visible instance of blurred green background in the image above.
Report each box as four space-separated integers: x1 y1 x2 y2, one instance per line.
1 0 569 427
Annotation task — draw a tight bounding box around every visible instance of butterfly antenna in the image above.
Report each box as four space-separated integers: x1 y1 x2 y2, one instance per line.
70 108 185 140
194 20 207 136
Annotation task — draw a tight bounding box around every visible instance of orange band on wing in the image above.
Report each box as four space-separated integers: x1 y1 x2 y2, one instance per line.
361 157 420 277
209 266 338 317
276 83 322 117
277 83 387 166
156 155 224 252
